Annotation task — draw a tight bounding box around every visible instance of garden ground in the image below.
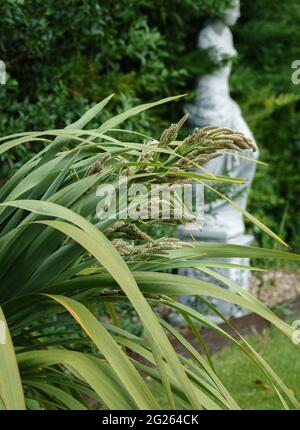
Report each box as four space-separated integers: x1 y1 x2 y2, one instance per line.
170 295 300 410
214 320 300 409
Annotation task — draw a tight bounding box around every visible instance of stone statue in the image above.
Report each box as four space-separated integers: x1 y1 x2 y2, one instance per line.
184 0 258 238
175 0 259 322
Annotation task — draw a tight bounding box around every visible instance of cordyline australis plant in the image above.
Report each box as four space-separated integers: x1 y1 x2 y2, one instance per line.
0 94 299 410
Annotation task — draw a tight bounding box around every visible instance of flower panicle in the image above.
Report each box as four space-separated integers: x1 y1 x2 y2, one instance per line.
159 113 189 146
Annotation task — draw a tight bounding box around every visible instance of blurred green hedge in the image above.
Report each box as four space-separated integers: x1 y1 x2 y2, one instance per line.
0 0 231 173
232 0 300 251
1 0 299 250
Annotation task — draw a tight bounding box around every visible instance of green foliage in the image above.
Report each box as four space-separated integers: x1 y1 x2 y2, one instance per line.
232 0 300 251
0 98 299 410
0 0 232 175
1 0 299 251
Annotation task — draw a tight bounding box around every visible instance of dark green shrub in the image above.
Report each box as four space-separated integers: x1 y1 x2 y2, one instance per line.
0 0 231 175
232 0 300 251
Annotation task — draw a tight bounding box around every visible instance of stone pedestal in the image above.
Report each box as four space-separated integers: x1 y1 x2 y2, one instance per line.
172 229 253 324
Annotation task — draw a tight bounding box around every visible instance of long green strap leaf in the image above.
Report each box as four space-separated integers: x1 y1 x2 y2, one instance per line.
44 294 159 409
98 95 185 133
0 306 25 410
17 350 133 409
0 200 202 408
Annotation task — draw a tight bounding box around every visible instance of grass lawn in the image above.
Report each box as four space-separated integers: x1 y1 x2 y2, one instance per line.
213 323 300 409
